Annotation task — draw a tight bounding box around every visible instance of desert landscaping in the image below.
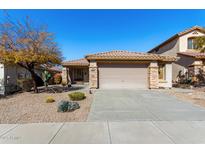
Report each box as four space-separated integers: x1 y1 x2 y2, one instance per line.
164 87 205 108
0 86 92 124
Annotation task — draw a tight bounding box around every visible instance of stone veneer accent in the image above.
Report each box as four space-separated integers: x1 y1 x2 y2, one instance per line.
89 61 98 89
193 61 203 75
188 60 205 81
62 67 71 85
149 62 159 89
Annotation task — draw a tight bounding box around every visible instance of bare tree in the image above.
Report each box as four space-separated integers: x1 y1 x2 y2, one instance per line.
0 14 62 93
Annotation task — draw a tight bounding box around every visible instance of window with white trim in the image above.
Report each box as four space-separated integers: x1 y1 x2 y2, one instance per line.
187 38 197 49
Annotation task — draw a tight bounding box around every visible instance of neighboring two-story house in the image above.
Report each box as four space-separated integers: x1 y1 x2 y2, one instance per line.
148 26 205 81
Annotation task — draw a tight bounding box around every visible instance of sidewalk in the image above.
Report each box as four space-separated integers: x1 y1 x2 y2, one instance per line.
1 121 205 144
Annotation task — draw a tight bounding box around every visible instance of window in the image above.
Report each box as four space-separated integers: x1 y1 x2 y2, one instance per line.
158 64 166 80
187 38 197 49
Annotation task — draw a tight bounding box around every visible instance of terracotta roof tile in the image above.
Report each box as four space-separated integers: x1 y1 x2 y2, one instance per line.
178 51 205 59
86 50 176 62
62 58 89 66
48 66 62 73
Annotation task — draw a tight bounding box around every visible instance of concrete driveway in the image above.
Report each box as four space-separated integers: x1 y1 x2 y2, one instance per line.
88 90 205 121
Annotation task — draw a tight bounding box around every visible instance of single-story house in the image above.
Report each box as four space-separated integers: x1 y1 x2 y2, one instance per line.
62 51 176 89
0 63 62 95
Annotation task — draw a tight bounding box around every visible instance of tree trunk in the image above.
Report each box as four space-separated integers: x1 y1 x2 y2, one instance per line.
17 63 43 93
29 69 38 93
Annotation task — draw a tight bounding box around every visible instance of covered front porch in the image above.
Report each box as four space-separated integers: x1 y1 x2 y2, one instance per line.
69 67 89 84
61 58 89 85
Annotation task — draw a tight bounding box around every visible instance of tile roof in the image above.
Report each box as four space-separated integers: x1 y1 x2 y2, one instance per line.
85 50 176 62
38 64 62 73
48 66 62 73
177 51 205 59
178 26 205 36
62 58 89 66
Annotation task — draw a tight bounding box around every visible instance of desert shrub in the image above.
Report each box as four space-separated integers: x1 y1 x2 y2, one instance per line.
57 100 80 112
53 73 62 84
46 96 55 103
68 92 86 101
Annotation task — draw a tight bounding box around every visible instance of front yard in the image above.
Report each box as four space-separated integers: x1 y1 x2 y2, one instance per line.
165 87 205 108
0 86 92 124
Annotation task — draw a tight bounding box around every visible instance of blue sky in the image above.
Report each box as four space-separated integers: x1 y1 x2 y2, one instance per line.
1 10 205 60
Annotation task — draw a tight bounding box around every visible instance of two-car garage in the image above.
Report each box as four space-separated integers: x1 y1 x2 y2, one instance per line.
98 63 148 89
64 51 175 90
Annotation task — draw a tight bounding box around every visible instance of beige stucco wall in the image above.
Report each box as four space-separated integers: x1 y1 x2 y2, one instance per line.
5 64 36 85
153 30 205 81
156 38 179 56
154 38 180 80
2 64 43 95
179 30 205 52
4 64 18 85
154 29 205 55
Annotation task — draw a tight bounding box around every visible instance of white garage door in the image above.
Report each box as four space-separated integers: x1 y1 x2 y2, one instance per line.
99 63 148 89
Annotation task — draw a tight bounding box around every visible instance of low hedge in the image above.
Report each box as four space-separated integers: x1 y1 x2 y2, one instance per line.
68 92 86 101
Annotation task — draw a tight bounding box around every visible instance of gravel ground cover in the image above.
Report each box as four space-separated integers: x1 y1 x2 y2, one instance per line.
164 87 205 108
0 87 92 124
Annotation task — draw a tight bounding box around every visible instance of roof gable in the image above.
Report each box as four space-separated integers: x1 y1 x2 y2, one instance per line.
148 26 205 53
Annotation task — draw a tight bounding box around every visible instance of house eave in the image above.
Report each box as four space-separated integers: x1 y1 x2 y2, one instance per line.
86 56 177 62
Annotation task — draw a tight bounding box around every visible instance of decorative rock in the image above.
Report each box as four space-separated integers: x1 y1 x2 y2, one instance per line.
67 102 80 112
57 100 69 112
57 100 80 112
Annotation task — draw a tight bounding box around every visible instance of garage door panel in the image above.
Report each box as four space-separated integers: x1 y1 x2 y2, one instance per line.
99 63 148 89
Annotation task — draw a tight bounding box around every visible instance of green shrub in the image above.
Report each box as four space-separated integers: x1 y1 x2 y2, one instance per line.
68 92 86 101
46 96 55 103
